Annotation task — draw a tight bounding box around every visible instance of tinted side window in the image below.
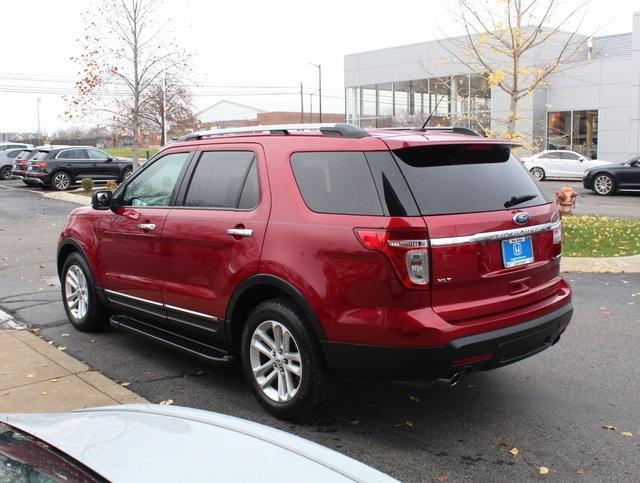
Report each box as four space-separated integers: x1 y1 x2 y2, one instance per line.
365 151 419 216
539 152 555 159
32 151 50 161
123 152 189 207
393 145 550 215
58 149 88 159
560 152 579 160
87 149 110 160
238 161 259 209
184 151 256 209
7 150 21 159
291 152 383 215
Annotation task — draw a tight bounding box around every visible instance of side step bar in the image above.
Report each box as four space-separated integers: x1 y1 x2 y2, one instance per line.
110 315 235 365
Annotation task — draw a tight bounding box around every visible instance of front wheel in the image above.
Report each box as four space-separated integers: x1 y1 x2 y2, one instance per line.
241 298 334 420
51 171 72 191
61 253 109 332
593 174 615 196
530 167 545 181
121 167 133 182
0 166 12 180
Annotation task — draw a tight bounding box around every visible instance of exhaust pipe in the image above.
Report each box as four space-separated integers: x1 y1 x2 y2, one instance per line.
437 372 461 387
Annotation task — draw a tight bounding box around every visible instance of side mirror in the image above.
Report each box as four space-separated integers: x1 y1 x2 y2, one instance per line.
91 190 114 210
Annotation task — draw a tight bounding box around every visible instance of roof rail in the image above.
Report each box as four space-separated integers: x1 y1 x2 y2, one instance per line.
173 123 370 142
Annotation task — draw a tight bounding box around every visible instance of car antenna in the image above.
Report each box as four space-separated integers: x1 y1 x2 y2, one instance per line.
420 95 444 131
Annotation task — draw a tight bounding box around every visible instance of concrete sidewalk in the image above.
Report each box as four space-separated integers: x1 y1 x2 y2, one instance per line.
0 330 146 413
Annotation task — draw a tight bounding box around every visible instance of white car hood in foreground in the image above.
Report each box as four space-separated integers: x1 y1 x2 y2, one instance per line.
0 404 396 483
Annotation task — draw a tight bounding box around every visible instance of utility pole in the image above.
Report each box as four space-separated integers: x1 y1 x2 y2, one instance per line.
309 93 314 123
308 63 322 122
36 97 41 144
300 82 304 123
162 74 168 145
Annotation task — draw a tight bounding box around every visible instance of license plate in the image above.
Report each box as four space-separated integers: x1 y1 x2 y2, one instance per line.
502 236 534 268
27 166 33 171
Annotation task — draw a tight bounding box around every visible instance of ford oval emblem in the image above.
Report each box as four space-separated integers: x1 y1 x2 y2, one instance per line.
513 212 530 225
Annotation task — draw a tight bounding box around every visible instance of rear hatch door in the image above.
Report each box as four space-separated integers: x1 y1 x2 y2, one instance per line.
391 143 562 323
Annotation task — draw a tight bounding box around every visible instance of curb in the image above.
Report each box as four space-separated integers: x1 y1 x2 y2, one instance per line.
42 191 90 205
561 254 640 273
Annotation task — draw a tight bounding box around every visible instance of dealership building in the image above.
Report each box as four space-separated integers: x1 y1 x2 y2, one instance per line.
344 12 640 162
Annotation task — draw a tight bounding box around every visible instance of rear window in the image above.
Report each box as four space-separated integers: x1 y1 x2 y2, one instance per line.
16 150 34 160
291 152 383 215
32 151 50 161
393 144 550 215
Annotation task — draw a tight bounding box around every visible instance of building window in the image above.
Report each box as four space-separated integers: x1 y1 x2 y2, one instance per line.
547 110 598 159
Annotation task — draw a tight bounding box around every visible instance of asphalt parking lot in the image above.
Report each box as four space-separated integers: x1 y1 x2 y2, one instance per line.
1 179 639 481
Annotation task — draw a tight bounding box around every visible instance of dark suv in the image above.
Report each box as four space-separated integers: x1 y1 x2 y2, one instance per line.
57 124 572 419
24 146 132 190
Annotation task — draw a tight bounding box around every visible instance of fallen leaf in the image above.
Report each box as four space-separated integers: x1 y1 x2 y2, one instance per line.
603 425 617 431
31 328 41 333
394 420 414 428
159 399 173 406
621 431 633 437
121 382 130 387
509 447 519 457
61 333 69 337
27 374 35 378
576 468 586 476
498 440 509 447
50 379 58 383
58 346 67 351
539 466 550 475
39 264 45 269
41 392 48 396
408 395 420 402
48 341 53 345
436 476 449 481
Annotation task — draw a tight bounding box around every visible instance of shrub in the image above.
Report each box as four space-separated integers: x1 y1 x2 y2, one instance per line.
81 177 94 193
106 180 118 191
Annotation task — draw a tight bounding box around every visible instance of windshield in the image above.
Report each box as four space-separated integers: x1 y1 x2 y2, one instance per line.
392 144 551 215
0 422 105 483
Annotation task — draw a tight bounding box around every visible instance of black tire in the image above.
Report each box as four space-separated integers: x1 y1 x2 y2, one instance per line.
51 171 72 191
530 166 545 181
120 167 132 182
241 298 334 420
61 252 109 332
592 173 616 196
0 166 12 180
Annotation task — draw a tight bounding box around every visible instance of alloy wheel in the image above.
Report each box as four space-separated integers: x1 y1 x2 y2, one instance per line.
53 172 71 190
65 265 89 320
0 166 11 180
249 320 302 403
530 167 544 181
594 174 613 195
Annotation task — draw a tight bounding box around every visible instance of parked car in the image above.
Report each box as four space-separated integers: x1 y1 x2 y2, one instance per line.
582 154 640 195
9 148 38 180
23 146 132 190
0 404 396 482
57 124 572 420
0 142 32 152
0 148 25 180
523 149 611 180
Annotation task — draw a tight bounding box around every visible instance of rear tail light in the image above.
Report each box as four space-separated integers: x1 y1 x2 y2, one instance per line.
355 228 430 288
551 212 562 256
34 162 48 168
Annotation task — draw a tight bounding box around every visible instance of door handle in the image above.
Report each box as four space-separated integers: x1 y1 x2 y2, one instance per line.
137 223 156 231
226 228 253 237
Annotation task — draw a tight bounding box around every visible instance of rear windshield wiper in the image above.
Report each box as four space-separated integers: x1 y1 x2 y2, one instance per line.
504 193 538 208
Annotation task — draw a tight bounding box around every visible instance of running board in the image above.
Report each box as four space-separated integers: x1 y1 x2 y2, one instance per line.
110 315 235 365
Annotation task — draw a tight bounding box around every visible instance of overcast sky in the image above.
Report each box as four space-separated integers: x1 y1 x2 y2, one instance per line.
0 0 637 134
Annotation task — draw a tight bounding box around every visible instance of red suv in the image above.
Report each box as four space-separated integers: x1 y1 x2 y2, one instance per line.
57 124 572 419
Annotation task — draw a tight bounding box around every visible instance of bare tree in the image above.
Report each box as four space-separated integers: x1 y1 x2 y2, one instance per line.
140 73 194 145
66 0 191 168
439 0 589 141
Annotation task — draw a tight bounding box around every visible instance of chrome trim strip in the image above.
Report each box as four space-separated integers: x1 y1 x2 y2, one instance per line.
430 221 561 247
105 289 163 307
104 289 219 321
387 239 429 248
165 304 219 322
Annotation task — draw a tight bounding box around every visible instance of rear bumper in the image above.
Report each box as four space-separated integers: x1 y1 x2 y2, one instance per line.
322 302 573 379
23 174 48 185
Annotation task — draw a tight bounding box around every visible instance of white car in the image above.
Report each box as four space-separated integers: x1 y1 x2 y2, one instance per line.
522 150 611 180
0 404 397 482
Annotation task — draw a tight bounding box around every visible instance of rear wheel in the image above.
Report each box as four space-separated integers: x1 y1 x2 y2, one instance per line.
52 171 72 191
61 253 109 332
241 298 334 420
593 174 615 196
530 167 545 181
0 166 12 180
